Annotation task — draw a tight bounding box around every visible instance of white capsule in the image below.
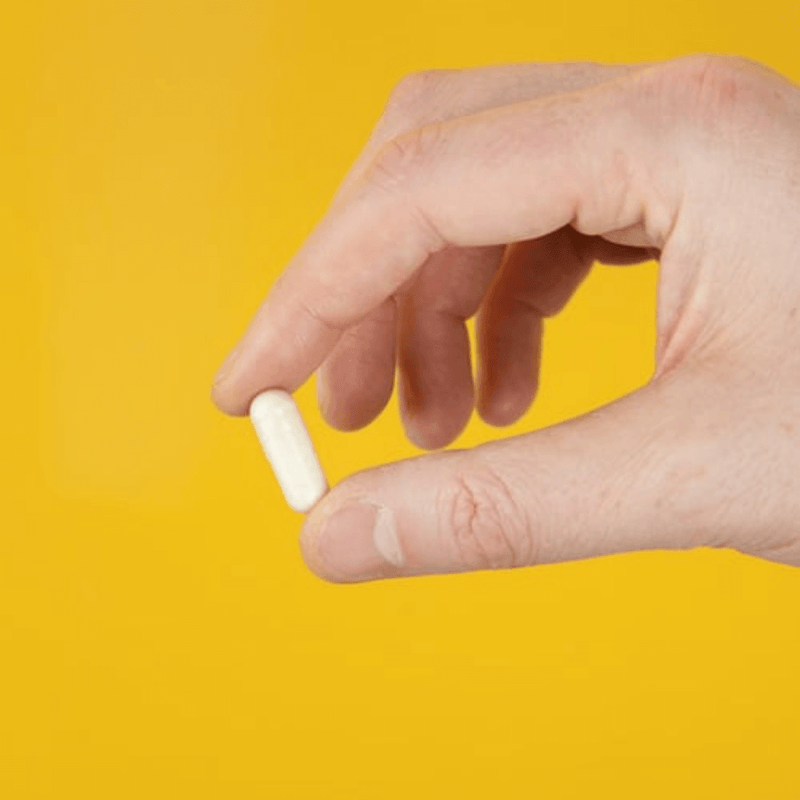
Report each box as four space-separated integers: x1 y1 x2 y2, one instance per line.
249 390 327 513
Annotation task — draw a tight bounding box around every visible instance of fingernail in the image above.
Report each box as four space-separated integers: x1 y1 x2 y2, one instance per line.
316 374 331 419
213 344 241 387
314 502 404 579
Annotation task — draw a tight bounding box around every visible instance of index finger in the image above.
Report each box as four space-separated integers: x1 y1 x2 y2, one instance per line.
211 57 695 416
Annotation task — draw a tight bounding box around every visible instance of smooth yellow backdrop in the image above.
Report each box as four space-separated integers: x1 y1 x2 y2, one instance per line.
2 1 799 797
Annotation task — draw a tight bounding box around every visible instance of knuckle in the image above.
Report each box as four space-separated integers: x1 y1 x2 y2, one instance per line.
438 460 535 571
678 53 752 101
651 54 769 132
367 125 436 194
384 69 453 121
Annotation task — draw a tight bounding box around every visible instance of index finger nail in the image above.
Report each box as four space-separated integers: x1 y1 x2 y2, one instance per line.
213 343 241 387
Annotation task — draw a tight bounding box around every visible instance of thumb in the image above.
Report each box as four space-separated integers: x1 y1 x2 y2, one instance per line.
300 371 726 582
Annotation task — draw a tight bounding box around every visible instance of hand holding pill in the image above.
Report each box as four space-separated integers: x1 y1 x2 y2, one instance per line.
213 55 800 579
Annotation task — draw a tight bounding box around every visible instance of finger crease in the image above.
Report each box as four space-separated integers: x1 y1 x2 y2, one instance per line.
296 297 348 335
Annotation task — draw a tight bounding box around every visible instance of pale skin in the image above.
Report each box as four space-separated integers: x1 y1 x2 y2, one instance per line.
212 54 800 581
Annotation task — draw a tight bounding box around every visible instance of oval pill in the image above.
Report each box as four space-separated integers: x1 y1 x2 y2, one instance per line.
249 390 327 513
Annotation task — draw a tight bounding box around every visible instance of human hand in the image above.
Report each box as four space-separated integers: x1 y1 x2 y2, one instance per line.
212 55 800 581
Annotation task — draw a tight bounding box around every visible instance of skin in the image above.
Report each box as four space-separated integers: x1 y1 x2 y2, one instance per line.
212 54 800 582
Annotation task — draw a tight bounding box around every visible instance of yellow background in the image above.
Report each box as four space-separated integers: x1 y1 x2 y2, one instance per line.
2 1 799 797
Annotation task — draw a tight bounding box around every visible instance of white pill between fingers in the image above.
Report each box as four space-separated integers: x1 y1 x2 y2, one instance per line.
249 390 328 513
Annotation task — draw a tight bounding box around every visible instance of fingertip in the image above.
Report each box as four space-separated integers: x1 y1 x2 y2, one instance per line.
299 490 353 583
397 365 474 450
402 407 471 450
210 342 255 415
298 520 342 583
478 400 522 428
314 301 398 432
299 498 401 584
477 385 535 428
209 380 250 417
316 370 392 432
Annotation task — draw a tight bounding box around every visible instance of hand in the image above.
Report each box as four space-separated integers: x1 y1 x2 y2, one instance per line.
212 55 800 581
